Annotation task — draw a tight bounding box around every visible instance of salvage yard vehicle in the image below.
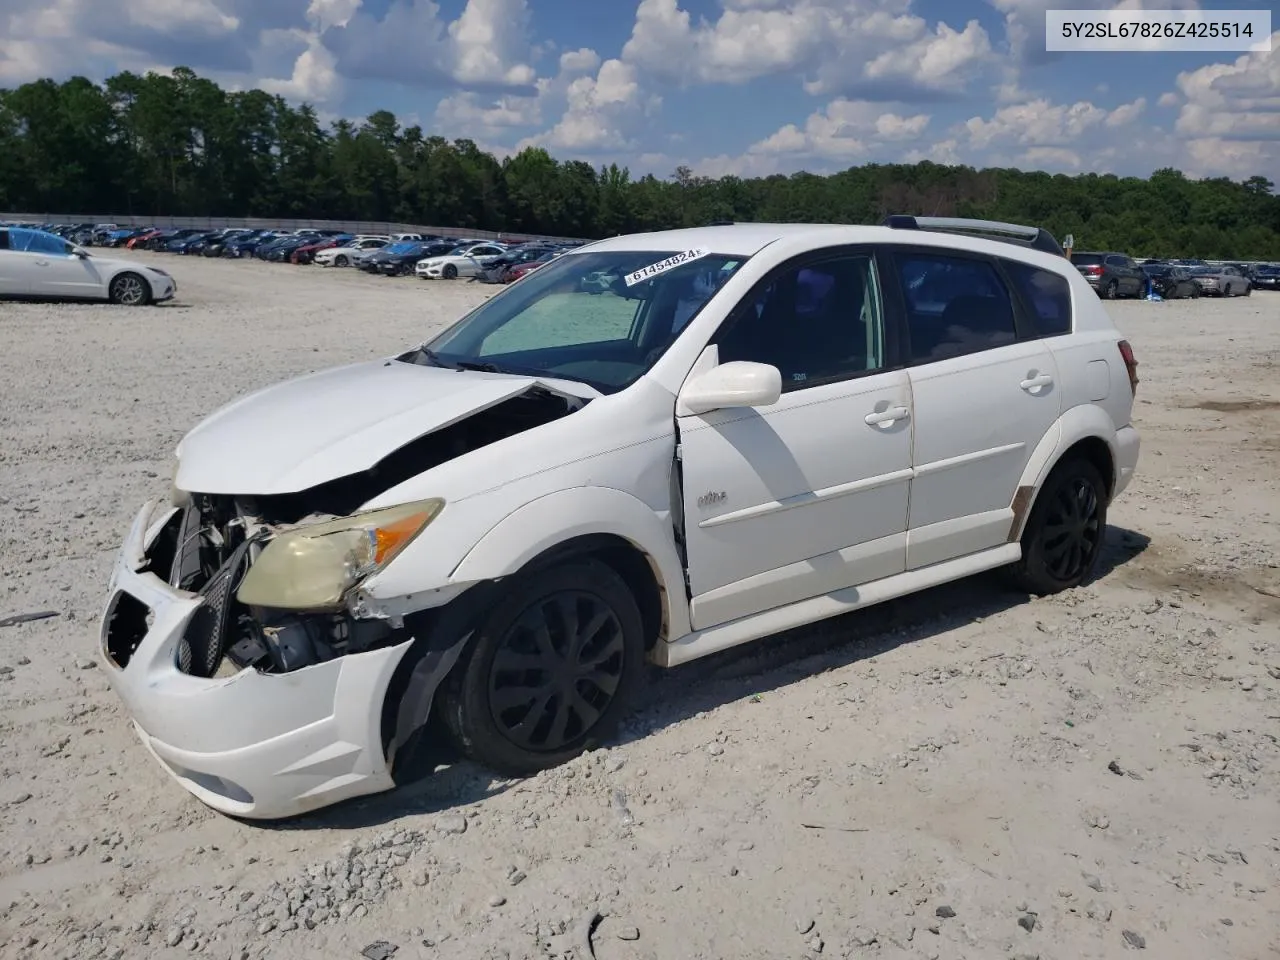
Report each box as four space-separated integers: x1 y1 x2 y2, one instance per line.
99 217 1141 819
415 241 509 280
1070 250 1145 299
1140 262 1200 299
1189 264 1251 297
0 226 175 304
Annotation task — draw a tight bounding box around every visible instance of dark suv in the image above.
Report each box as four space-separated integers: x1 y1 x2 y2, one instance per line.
1070 251 1145 299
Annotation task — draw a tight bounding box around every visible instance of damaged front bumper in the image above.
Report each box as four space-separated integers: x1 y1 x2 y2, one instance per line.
98 499 414 820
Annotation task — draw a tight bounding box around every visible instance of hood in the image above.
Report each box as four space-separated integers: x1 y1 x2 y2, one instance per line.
174 359 587 496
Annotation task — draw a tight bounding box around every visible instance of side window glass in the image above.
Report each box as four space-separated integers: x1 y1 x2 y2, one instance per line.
0 230 8 251
716 254 886 391
896 253 1017 362
1003 260 1072 336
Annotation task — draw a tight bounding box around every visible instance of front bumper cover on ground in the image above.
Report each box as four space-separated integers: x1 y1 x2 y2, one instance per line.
98 500 413 819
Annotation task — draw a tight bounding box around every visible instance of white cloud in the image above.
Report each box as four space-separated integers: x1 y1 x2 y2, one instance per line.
1105 97 1146 127
1173 36 1280 140
622 0 993 97
316 0 538 94
1157 91 1180 108
749 98 931 162
558 47 601 74
519 58 661 152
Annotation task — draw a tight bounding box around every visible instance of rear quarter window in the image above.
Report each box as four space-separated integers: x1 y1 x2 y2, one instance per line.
1003 260 1072 337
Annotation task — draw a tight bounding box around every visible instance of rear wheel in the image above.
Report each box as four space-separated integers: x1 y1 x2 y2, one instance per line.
109 272 150 306
1008 458 1108 595
1103 280 1118 300
437 559 646 775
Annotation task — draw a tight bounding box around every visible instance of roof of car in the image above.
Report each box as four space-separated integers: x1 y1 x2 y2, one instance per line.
581 220 1069 261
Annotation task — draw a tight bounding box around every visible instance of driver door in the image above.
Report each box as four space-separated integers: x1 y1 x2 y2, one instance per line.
676 248 913 630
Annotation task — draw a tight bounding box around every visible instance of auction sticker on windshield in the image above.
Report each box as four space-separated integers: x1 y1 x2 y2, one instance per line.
625 248 710 286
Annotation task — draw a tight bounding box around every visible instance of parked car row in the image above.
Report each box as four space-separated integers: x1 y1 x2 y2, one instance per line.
1068 250 1277 299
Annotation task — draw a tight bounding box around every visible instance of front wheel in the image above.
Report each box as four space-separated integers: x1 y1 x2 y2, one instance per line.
1007 458 1108 595
109 272 150 306
437 559 646 776
443 263 458 280
335 254 349 267
1243 284 1251 297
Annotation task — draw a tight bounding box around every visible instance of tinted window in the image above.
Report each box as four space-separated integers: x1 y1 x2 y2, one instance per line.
1071 253 1103 265
0 230 8 251
1004 260 1071 336
716 254 885 391
896 253 1017 362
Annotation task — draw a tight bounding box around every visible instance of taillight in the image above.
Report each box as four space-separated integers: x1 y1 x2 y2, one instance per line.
1117 340 1138 395
1085 265 1103 275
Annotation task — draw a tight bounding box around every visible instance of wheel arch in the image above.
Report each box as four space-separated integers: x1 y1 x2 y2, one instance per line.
1009 406 1118 544
380 487 688 774
449 485 690 647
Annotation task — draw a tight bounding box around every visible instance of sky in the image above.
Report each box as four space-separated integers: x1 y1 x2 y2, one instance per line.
0 0 1277 182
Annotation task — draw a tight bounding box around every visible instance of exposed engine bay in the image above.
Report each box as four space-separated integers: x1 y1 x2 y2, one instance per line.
141 387 584 679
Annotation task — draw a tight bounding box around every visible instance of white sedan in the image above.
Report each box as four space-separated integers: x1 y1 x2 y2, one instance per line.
0 227 175 304
314 237 389 268
415 242 509 279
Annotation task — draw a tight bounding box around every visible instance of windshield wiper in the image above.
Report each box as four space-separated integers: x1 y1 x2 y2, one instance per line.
453 359 506 373
408 347 459 369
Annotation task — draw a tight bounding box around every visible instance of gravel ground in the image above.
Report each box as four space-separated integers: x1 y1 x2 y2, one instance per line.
1 253 1278 960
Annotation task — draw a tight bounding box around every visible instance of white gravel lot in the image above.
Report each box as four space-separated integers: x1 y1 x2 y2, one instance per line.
1 252 1278 960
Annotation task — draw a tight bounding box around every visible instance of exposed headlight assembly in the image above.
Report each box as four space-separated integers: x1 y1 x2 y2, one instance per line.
236 499 444 611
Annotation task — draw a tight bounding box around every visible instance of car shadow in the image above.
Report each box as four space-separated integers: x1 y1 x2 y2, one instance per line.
252 524 1150 832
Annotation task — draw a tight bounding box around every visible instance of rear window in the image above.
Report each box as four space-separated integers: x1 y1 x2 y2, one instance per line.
1070 253 1103 265
1003 260 1072 337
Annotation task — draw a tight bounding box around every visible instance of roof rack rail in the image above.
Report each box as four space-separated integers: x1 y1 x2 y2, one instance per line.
882 215 1065 257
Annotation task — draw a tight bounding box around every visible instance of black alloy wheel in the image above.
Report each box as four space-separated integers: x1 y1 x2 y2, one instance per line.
1040 475 1102 583
1008 458 1108 595
437 559 645 775
487 591 626 753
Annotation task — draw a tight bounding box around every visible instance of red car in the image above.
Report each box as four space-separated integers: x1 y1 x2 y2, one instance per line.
506 250 561 282
290 239 341 265
126 229 164 249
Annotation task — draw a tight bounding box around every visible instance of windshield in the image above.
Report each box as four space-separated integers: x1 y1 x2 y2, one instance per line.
416 249 748 393
1141 264 1170 275
1070 253 1103 265
1189 266 1216 275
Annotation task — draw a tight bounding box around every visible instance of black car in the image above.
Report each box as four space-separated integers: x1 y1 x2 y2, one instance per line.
1070 251 1146 299
1140 262 1200 299
478 244 562 283
363 241 449 276
1251 264 1280 290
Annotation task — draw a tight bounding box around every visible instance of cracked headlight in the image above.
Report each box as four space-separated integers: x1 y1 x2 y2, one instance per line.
236 499 444 611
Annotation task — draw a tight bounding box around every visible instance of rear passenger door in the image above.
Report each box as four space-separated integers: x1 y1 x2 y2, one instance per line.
884 248 1066 570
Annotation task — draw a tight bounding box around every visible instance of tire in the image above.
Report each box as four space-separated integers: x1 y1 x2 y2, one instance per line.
1103 280 1118 300
335 254 349 267
1189 285 1200 299
109 272 150 306
1244 284 1251 297
1008 457 1108 595
437 559 646 776
443 263 458 280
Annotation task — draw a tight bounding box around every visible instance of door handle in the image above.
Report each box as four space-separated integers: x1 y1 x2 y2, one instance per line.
865 406 910 425
35 259 49 266
1020 374 1053 391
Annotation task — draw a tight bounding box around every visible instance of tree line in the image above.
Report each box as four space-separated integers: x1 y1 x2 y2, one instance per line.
0 67 1277 258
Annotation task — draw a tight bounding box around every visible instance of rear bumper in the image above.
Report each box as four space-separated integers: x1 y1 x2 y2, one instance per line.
1113 424 1140 498
99 501 411 819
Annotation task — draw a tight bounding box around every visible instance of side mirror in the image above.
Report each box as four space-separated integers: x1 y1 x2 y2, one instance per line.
71 246 89 258
677 361 782 416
